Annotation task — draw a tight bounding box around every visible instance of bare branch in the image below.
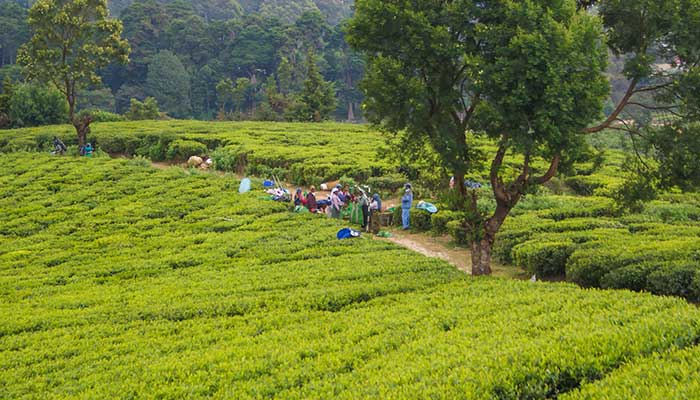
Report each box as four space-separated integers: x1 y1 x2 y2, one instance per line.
532 154 561 185
490 144 508 201
632 81 674 94
584 77 639 134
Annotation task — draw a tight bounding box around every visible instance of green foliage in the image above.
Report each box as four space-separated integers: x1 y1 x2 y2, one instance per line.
145 50 192 118
430 210 464 236
8 83 68 128
563 346 700 399
446 219 470 245
78 87 117 113
0 1 30 68
17 0 130 141
166 139 208 161
0 121 395 184
512 241 576 277
78 109 126 123
0 76 15 128
287 50 336 122
3 154 700 398
210 145 248 173
348 0 610 274
134 132 177 161
365 172 406 195
125 97 161 121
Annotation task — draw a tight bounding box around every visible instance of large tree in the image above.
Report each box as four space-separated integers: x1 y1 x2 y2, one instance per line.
289 49 335 122
348 0 609 275
18 0 130 147
145 50 191 118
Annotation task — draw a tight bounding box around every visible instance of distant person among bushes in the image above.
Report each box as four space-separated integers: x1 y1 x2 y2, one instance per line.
359 190 370 229
294 188 306 207
369 193 382 234
401 183 413 230
330 187 344 219
80 143 93 157
52 136 67 155
342 185 354 204
306 186 318 212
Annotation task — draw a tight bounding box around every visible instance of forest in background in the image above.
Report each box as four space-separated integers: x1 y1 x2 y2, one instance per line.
1 0 649 127
0 0 362 123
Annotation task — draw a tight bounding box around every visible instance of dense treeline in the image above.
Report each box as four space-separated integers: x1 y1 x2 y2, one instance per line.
0 0 363 125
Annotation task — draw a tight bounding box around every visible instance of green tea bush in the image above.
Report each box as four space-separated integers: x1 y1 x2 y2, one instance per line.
392 207 432 231
539 196 617 220
562 346 700 400
2 154 700 398
90 132 140 154
512 240 576 277
166 139 208 161
600 263 659 292
567 238 700 291
79 109 125 123
447 219 470 245
126 155 152 167
366 172 407 194
430 210 464 235
642 201 700 222
494 217 625 263
647 263 700 301
134 132 177 161
210 146 246 173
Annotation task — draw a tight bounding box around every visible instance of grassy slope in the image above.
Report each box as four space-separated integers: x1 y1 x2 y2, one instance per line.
1 155 700 398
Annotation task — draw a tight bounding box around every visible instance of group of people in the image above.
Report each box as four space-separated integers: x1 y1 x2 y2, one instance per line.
292 181 416 232
293 184 385 233
51 136 93 157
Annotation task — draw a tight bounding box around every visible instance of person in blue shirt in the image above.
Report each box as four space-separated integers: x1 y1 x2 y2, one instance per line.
401 183 413 230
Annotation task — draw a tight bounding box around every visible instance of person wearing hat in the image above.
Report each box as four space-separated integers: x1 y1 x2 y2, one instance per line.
293 188 306 207
330 187 344 219
369 193 382 234
401 183 413 230
306 186 318 212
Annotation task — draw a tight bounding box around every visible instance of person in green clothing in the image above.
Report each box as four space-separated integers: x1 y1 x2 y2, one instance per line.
81 143 94 157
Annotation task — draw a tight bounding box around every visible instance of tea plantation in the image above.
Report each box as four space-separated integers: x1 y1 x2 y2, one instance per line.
3 121 700 298
2 153 700 398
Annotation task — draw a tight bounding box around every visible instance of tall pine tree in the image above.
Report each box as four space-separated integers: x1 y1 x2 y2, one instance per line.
289 49 335 122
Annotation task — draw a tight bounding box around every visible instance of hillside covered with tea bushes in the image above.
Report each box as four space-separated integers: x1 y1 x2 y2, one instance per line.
3 121 700 299
2 154 700 398
0 121 394 187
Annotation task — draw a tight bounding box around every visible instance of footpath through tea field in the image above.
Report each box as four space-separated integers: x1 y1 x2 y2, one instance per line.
2 153 700 399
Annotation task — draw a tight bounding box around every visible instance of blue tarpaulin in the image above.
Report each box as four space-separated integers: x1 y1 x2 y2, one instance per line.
337 228 361 239
239 178 252 193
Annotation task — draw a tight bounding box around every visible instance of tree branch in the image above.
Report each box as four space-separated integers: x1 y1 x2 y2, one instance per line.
583 77 639 134
490 144 508 202
632 81 674 94
532 154 561 185
626 102 682 117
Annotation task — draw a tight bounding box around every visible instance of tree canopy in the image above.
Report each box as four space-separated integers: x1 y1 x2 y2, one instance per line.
145 50 191 118
18 0 130 145
348 0 609 274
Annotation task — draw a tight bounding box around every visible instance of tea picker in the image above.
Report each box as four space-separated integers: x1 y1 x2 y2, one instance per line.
52 136 67 155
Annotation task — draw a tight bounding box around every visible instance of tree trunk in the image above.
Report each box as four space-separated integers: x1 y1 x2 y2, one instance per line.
75 118 91 148
347 102 354 121
471 202 510 276
471 239 493 275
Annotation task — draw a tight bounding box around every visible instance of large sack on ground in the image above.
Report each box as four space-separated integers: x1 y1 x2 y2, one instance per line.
187 156 203 167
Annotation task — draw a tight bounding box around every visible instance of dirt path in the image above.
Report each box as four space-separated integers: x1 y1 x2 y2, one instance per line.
380 229 527 279
383 230 471 274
